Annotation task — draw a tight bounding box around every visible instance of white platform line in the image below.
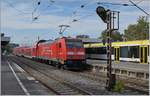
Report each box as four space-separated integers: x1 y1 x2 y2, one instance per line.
7 61 30 95
13 62 35 81
13 62 25 72
13 62 35 80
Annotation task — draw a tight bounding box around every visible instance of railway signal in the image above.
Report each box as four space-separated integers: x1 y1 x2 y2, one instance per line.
96 6 120 91
96 6 110 23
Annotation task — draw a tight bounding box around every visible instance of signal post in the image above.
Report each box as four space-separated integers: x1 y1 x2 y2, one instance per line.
96 6 119 91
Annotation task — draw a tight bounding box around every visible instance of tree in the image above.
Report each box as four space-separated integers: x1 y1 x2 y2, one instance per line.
5 43 19 54
76 35 90 39
99 30 123 42
124 16 149 40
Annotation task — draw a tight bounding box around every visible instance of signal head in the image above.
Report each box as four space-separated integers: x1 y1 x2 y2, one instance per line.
96 6 108 23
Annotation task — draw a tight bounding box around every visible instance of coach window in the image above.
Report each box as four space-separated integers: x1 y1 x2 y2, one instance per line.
99 47 106 54
129 46 139 58
120 46 128 58
59 43 61 48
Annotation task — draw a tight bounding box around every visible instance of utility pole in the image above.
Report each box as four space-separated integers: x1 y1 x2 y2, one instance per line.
38 36 40 41
58 24 70 37
96 6 119 91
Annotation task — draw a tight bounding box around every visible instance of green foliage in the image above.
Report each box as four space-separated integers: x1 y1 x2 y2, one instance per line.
99 30 123 41
124 16 149 40
4 43 19 54
5 45 12 53
113 80 124 93
76 35 90 38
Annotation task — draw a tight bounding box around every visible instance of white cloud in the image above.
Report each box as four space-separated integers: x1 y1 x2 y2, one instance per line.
1 1 104 34
1 0 149 44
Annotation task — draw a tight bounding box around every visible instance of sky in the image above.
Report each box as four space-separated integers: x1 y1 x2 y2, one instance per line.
1 0 149 46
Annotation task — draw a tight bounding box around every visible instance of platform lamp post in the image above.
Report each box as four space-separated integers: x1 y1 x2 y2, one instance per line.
96 6 119 91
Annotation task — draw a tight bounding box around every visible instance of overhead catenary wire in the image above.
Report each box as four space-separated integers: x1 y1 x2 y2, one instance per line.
129 0 149 16
67 0 98 25
136 0 144 4
63 0 126 33
62 0 144 37
69 0 132 24
3 0 31 15
31 0 41 22
63 1 94 30
70 0 149 24
97 2 134 6
31 0 55 23
4 0 148 38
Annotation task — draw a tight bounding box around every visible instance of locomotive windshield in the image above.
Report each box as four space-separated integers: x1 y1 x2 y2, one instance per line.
66 39 83 48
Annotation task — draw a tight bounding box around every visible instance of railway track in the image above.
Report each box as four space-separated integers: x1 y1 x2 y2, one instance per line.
9 56 115 95
9 56 91 95
63 68 149 94
10 56 149 95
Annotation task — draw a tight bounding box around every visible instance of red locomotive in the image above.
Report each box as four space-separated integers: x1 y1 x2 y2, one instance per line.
13 37 86 70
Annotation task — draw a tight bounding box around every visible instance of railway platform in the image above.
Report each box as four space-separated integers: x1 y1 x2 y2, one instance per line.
1 55 54 95
87 59 149 80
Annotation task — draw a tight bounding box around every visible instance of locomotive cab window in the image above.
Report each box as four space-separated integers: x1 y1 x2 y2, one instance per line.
66 40 83 48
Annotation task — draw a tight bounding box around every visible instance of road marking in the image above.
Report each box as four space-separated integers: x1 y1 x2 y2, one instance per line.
13 62 25 72
7 61 30 95
27 77 35 80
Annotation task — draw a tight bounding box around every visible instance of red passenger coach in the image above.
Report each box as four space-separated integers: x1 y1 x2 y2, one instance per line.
13 46 32 58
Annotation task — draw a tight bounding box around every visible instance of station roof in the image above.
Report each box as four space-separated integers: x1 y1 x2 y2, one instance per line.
1 33 10 46
84 40 149 48
78 38 102 44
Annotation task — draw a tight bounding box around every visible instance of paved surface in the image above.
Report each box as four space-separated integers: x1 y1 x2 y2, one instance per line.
87 59 149 73
1 55 54 95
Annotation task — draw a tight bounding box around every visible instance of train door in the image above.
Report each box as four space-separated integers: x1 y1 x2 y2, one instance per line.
56 43 59 58
58 42 62 58
114 47 120 62
140 46 148 64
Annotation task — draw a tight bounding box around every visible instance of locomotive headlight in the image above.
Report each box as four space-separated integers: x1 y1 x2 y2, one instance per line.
77 52 85 55
68 55 73 59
